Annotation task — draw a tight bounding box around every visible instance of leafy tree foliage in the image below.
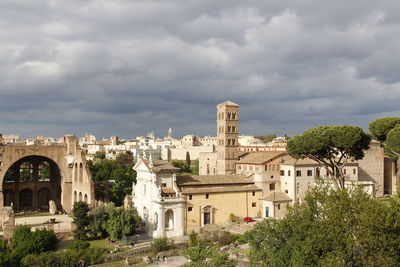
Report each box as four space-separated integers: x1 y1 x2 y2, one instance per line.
185 151 191 172
255 134 277 144
67 240 90 250
287 125 370 189
246 183 400 266
185 245 236 267
0 239 16 266
10 225 58 265
106 206 141 241
87 153 136 205
89 203 114 238
150 237 174 253
72 201 90 240
369 117 400 142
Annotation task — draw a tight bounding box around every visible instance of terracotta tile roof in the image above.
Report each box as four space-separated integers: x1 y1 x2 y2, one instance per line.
262 191 292 202
142 159 179 173
237 152 287 164
161 188 176 194
176 174 253 186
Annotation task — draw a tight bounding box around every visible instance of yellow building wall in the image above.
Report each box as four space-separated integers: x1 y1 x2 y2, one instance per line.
184 190 262 233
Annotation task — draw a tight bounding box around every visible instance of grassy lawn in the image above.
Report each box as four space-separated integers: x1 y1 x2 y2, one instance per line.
89 239 116 251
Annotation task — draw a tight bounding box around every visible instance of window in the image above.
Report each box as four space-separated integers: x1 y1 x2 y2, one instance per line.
232 139 236 145
252 202 256 207
271 175 274 179
277 204 281 210
343 169 347 175
161 183 167 187
270 183 275 190
206 194 209 199
288 170 291 176
280 170 285 176
316 168 320 177
227 112 231 119
353 168 356 174
285 190 288 193
307 170 312 176
296 170 301 177
252 191 256 196
188 207 193 212
232 113 236 120
189 195 192 200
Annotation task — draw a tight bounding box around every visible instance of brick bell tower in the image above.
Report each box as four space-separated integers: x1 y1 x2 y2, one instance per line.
216 101 239 174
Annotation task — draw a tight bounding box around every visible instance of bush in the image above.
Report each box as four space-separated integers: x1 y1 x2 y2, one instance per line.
0 239 16 266
151 237 174 254
11 225 57 261
67 240 90 250
21 247 107 267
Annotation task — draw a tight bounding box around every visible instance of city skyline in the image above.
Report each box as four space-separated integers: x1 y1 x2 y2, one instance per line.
1 1 400 138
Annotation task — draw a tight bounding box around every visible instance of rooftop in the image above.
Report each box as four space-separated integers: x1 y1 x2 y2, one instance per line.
237 152 287 164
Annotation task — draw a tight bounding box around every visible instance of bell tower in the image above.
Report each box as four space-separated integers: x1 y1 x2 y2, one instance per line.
216 101 239 174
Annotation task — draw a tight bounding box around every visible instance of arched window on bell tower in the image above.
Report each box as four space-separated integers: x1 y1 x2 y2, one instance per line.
227 112 231 120
232 113 236 120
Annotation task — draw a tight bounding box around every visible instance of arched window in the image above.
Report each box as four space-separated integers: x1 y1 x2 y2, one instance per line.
227 126 231 132
79 163 83 182
227 139 231 146
227 112 231 119
232 126 236 133
232 139 236 145
19 189 33 210
38 161 51 181
79 192 82 201
74 163 78 182
232 113 236 120
74 191 77 202
19 162 34 182
38 188 51 209
165 209 174 230
84 194 88 203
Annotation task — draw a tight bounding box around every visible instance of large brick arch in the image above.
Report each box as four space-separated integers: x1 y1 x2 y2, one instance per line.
0 135 95 213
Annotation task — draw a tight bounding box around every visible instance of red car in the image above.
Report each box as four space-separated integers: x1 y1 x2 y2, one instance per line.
243 217 255 222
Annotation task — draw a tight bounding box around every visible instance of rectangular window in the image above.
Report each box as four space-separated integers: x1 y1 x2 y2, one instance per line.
188 207 193 212
161 183 167 187
189 195 192 200
277 204 281 210
206 194 209 199
252 202 256 207
270 183 275 190
288 170 291 176
252 191 255 196
296 170 301 177
353 168 356 174
280 170 285 176
307 170 312 176
344 169 347 175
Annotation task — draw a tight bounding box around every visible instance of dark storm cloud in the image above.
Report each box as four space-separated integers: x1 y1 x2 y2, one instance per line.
0 0 400 139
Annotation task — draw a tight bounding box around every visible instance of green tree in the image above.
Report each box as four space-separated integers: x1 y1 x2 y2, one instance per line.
255 134 277 143
72 201 90 240
106 207 141 241
246 183 400 266
89 203 114 238
185 151 191 172
0 239 16 266
369 117 400 142
287 125 371 189
185 245 236 267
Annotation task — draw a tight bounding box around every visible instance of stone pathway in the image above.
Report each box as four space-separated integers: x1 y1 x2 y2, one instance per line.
148 256 188 267
15 214 73 233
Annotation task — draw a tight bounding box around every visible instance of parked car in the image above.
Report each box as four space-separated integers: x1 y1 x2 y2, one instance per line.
243 217 255 222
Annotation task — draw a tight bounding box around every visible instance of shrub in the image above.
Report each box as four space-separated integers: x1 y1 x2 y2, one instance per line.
0 239 16 266
67 240 90 250
11 225 57 261
151 237 174 253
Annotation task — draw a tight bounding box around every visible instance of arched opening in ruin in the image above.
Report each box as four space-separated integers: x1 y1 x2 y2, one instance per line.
2 156 62 212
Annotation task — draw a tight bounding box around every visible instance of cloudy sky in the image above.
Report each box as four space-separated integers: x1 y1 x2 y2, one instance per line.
1 0 400 139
